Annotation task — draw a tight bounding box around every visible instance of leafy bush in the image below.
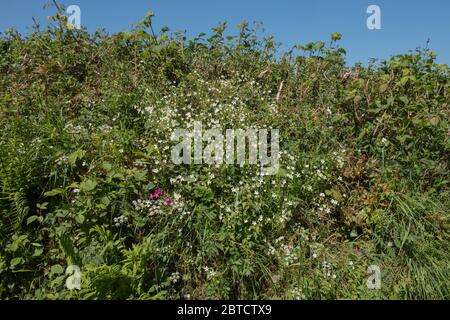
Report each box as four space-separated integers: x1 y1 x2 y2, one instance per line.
0 6 448 299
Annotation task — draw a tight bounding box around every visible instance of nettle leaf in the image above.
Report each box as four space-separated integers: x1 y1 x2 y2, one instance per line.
193 186 214 203
80 179 97 192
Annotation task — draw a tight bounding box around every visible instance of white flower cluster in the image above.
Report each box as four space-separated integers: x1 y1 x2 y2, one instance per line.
133 160 147 169
98 124 113 133
291 287 306 300
113 215 128 227
55 155 68 166
133 104 154 115
172 193 184 213
132 199 153 210
204 266 218 279
268 237 299 266
169 271 181 284
332 150 347 169
321 261 336 279
64 123 85 134
281 243 297 266
170 174 198 186
132 198 166 216
279 209 292 224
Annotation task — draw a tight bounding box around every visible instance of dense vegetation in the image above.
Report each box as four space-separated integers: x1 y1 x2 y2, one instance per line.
0 9 449 299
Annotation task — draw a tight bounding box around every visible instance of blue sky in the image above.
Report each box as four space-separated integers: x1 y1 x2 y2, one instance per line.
0 0 449 65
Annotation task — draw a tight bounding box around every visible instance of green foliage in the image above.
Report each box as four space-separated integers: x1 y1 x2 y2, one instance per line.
0 8 448 300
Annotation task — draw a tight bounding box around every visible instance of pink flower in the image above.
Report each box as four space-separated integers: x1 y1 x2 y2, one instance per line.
164 196 173 207
148 188 162 200
148 187 173 207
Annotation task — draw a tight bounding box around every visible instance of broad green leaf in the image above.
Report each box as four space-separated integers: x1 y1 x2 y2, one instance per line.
101 161 113 172
50 264 64 275
33 248 44 257
325 189 343 202
75 214 85 224
133 169 148 182
10 257 24 268
80 179 97 192
68 149 85 165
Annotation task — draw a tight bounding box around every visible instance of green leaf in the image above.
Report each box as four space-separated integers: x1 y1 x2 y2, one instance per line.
427 116 440 126
331 32 342 42
387 96 395 106
58 235 78 265
36 202 48 210
27 215 40 225
33 248 44 257
144 182 155 192
314 41 325 50
80 179 97 192
75 214 85 224
50 264 64 275
325 189 343 202
101 162 113 172
399 96 409 104
10 257 23 268
68 149 85 165
276 167 287 178
133 169 148 182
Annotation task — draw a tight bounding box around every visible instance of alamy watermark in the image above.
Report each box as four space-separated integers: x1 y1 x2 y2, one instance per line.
66 5 81 30
366 265 381 289
171 121 280 175
367 5 381 30
65 265 81 290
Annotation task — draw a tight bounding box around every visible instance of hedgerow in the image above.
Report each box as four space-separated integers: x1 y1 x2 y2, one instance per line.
0 7 448 299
